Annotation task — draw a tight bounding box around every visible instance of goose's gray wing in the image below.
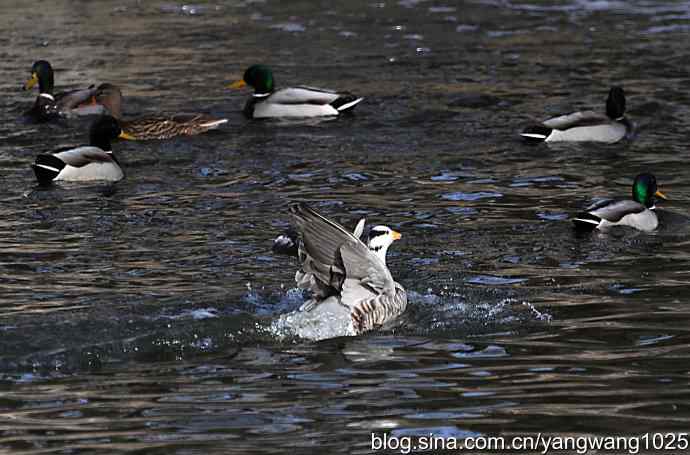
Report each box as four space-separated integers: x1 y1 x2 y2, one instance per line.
54 146 113 167
352 218 366 240
587 199 645 223
543 110 609 129
291 203 395 293
338 239 396 296
291 203 363 294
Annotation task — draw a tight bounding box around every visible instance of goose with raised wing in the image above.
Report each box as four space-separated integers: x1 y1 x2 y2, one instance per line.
274 204 406 340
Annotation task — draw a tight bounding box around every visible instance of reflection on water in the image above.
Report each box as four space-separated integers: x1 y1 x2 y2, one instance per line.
1 0 690 452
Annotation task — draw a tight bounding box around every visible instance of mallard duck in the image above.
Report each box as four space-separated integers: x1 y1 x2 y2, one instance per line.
573 173 667 232
94 83 228 140
227 65 363 118
22 60 103 123
282 203 406 337
521 86 631 143
32 115 126 184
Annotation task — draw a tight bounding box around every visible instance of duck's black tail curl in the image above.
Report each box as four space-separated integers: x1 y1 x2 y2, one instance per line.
572 212 601 231
31 154 65 185
330 94 363 113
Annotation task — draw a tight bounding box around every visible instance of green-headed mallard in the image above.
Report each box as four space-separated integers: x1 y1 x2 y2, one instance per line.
573 173 667 232
228 65 363 119
521 86 631 144
32 115 126 184
94 83 228 140
22 60 103 123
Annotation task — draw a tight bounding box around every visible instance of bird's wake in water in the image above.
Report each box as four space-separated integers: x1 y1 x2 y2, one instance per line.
263 287 551 341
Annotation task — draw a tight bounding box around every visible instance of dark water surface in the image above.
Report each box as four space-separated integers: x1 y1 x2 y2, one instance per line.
2 0 690 453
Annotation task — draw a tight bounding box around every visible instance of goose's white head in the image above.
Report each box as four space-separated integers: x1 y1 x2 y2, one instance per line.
366 225 401 264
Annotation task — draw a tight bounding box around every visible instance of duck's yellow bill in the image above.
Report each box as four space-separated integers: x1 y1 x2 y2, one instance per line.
24 73 38 90
655 190 668 200
227 79 246 89
391 230 402 241
119 131 136 140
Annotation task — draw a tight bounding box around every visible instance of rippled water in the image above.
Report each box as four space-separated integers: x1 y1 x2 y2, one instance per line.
2 0 690 453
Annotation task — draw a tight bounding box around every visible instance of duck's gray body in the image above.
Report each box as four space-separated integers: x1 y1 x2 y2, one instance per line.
33 146 123 183
540 111 629 144
574 199 658 232
31 115 125 185
247 86 363 119
521 86 630 144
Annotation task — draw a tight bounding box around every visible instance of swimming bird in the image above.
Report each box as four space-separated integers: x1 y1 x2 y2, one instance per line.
227 65 363 119
287 203 406 335
573 173 667 232
22 60 101 123
32 115 126 184
521 86 631 143
94 83 228 140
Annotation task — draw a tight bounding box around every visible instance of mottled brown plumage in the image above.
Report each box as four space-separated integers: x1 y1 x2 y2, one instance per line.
95 83 228 140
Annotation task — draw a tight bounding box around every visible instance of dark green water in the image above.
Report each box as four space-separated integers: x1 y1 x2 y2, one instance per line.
1 0 690 453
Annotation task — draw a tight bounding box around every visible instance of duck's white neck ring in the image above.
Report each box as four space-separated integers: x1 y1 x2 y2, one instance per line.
39 93 55 101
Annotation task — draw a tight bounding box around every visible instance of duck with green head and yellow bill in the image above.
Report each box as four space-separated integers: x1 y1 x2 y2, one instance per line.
32 115 127 185
521 86 631 144
573 173 668 232
22 60 106 123
228 65 363 119
94 84 228 140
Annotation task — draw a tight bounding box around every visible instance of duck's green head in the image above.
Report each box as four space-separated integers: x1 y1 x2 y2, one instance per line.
89 115 124 151
228 65 274 95
633 173 667 208
606 86 626 120
24 60 54 94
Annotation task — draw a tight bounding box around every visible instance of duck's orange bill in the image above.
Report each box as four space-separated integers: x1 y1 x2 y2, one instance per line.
391 230 402 241
227 79 246 89
119 131 136 141
655 190 668 200
24 73 38 90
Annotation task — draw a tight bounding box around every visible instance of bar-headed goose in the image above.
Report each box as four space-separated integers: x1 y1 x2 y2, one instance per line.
286 203 406 336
